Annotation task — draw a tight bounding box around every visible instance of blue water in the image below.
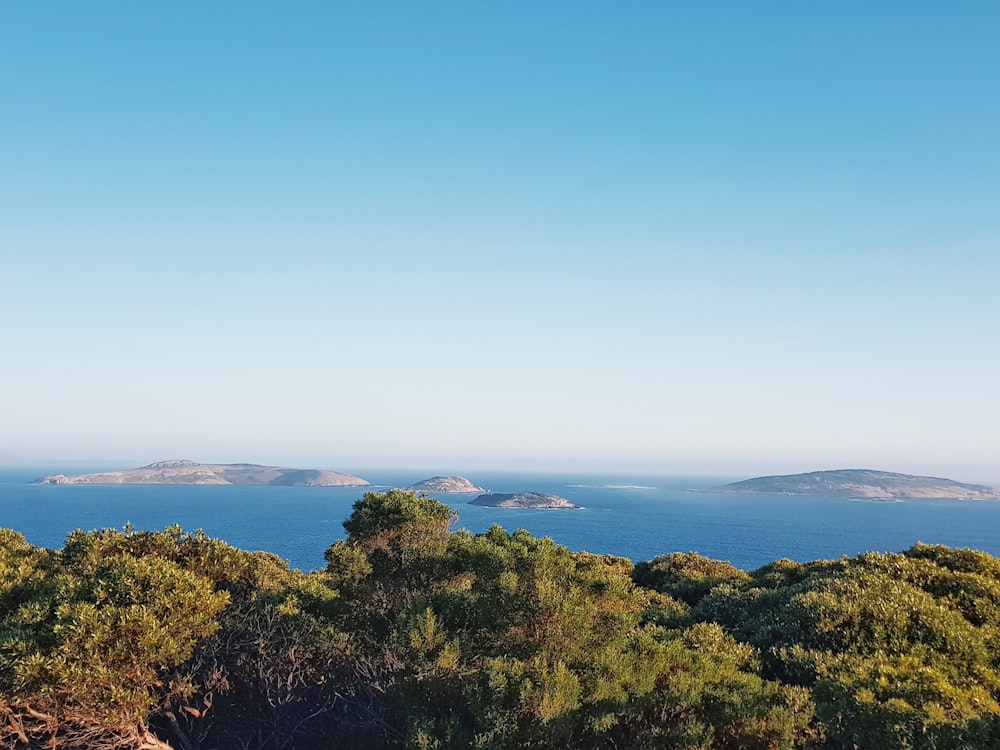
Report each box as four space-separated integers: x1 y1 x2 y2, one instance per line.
3 468 1000 573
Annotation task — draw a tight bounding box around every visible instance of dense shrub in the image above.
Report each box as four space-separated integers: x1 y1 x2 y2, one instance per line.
4 497 1000 749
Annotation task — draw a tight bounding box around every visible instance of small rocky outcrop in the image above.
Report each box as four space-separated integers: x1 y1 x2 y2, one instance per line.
470 491 577 509
33 460 370 487
408 476 484 494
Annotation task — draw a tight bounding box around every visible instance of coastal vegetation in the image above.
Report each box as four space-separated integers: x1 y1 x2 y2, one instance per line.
3 490 1000 749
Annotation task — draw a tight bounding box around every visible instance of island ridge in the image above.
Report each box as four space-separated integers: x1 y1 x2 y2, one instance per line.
708 469 1000 499
34 460 370 487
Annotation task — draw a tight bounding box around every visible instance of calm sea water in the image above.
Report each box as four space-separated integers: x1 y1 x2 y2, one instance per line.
3 468 1000 573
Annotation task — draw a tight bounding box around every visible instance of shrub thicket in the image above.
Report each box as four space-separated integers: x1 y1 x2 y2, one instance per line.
3 493 999 749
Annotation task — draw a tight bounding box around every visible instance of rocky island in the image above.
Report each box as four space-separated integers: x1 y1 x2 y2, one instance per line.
470 491 577 509
34 460 370 487
708 469 1000 500
408 476 484 493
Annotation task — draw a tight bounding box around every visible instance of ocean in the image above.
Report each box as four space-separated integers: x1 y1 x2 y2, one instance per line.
3 468 1000 573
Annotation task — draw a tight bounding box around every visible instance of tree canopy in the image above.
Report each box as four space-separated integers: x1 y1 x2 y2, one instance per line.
3 493 1000 749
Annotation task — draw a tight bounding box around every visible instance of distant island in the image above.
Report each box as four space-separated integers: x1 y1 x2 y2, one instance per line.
408 476 484 493
33 460 370 487
470 491 577 509
708 469 1000 500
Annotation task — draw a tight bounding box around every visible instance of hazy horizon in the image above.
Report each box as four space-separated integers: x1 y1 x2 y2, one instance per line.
3 451 999 488
3 4 998 483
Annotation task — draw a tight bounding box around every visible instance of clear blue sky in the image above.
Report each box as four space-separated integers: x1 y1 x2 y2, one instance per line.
2 3 998 480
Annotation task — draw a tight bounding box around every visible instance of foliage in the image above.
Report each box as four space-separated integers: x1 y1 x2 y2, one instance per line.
322 493 812 749
632 552 751 606
683 544 1000 749
0 528 227 749
5 500 1000 750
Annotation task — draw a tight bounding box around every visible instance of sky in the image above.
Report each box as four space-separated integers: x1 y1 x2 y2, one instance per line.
2 3 998 480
